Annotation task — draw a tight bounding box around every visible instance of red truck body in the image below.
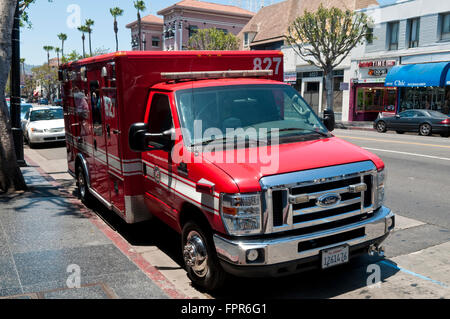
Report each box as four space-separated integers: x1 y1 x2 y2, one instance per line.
60 51 393 290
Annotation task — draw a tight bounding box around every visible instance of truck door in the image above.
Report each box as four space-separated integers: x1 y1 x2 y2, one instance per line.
141 92 177 222
88 71 110 204
102 85 125 214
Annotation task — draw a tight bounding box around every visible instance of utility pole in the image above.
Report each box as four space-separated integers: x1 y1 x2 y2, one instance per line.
10 0 26 167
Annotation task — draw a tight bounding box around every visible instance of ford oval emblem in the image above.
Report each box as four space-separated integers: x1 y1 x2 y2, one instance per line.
316 193 341 208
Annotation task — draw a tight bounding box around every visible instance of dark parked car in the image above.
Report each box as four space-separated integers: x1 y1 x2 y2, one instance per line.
374 109 450 137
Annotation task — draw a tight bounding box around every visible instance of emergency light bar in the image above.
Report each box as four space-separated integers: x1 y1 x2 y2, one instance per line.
161 69 273 80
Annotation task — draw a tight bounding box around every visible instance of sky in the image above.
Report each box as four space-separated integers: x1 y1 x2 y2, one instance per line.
20 0 393 66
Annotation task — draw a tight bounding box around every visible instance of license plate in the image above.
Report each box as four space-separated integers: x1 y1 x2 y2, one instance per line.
321 245 349 269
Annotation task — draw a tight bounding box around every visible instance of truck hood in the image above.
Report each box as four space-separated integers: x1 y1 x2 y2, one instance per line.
29 119 65 130
206 136 383 193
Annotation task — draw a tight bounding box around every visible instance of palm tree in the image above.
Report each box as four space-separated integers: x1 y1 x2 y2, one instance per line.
57 33 67 59
134 1 146 51
54 47 61 68
77 25 88 58
110 7 124 52
85 19 95 56
43 46 54 69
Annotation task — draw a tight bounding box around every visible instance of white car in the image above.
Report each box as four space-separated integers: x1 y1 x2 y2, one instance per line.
22 106 65 147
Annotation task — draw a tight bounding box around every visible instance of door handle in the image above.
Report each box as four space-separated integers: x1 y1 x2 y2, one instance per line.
107 124 111 137
112 129 120 134
94 139 97 150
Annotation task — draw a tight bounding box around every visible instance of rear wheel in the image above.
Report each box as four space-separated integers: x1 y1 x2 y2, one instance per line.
396 130 404 134
419 123 432 136
181 221 226 292
440 133 449 138
376 121 387 133
76 165 93 206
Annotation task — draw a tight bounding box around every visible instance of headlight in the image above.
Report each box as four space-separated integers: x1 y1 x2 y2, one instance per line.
31 128 45 133
374 168 386 209
220 193 262 236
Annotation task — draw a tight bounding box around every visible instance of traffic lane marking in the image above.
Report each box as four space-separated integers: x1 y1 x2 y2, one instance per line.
379 260 448 288
335 135 450 149
362 147 450 162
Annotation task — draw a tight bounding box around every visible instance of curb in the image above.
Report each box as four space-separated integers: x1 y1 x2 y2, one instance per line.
23 154 189 299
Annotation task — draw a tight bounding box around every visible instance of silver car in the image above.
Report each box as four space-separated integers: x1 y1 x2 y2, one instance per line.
22 106 65 148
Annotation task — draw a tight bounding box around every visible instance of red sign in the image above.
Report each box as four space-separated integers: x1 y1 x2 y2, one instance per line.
359 60 396 68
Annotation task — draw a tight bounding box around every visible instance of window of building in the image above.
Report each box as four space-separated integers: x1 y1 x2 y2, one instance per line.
442 13 450 40
388 21 399 50
366 27 374 44
356 87 397 113
188 25 198 38
244 33 249 47
152 36 160 47
408 18 420 48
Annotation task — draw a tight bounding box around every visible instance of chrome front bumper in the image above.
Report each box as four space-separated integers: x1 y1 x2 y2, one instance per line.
214 206 394 268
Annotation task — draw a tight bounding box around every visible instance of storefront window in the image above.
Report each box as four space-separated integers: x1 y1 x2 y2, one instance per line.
399 87 448 113
356 87 397 113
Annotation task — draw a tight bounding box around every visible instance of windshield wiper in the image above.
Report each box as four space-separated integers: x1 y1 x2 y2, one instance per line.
268 128 329 137
192 135 266 147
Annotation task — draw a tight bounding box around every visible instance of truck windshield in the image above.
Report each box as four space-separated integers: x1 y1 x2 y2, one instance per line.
30 109 64 122
175 84 328 146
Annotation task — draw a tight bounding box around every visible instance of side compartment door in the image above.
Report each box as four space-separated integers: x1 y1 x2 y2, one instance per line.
102 85 125 214
88 72 110 204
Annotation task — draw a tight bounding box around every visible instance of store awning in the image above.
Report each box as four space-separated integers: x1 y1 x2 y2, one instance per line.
385 62 450 87
446 67 450 86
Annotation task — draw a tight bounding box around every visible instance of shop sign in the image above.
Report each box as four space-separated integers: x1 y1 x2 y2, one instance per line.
368 69 388 76
359 60 396 68
284 72 297 83
339 82 349 90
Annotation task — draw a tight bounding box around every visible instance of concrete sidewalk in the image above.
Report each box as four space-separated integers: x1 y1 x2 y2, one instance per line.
335 121 375 131
0 165 180 299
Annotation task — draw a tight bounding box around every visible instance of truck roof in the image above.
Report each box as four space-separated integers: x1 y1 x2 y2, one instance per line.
62 50 283 68
151 78 286 91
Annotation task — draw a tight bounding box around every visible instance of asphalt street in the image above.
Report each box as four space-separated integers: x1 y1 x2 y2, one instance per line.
21 129 450 299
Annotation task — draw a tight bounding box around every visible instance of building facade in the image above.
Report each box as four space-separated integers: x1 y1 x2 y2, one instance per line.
126 14 164 51
280 0 377 120
349 0 450 121
157 0 253 51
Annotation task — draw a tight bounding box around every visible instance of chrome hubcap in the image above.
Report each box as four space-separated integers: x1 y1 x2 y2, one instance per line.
421 125 430 135
183 231 208 277
78 171 86 198
378 123 385 131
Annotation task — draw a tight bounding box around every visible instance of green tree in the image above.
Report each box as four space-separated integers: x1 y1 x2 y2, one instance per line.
85 18 94 56
43 45 53 69
187 28 239 50
57 33 67 58
286 4 370 112
110 7 124 52
32 64 58 100
77 25 89 58
134 1 146 51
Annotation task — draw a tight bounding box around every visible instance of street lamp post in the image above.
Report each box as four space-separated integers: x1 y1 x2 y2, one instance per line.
10 1 26 167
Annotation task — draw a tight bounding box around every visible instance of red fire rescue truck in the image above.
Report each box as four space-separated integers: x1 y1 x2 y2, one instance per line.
60 51 394 291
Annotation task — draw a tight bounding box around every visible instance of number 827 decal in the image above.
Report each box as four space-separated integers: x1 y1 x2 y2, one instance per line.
253 57 282 75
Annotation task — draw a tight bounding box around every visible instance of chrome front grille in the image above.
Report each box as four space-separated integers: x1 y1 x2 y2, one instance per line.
260 161 377 234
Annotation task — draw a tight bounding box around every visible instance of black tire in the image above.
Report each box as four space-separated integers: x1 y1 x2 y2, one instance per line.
376 121 387 133
440 133 449 138
76 165 93 207
419 123 432 136
396 130 404 134
181 221 226 292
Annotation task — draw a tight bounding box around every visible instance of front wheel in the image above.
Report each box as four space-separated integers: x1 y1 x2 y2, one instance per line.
440 133 449 138
182 221 226 291
376 121 387 133
419 123 432 136
396 130 404 134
